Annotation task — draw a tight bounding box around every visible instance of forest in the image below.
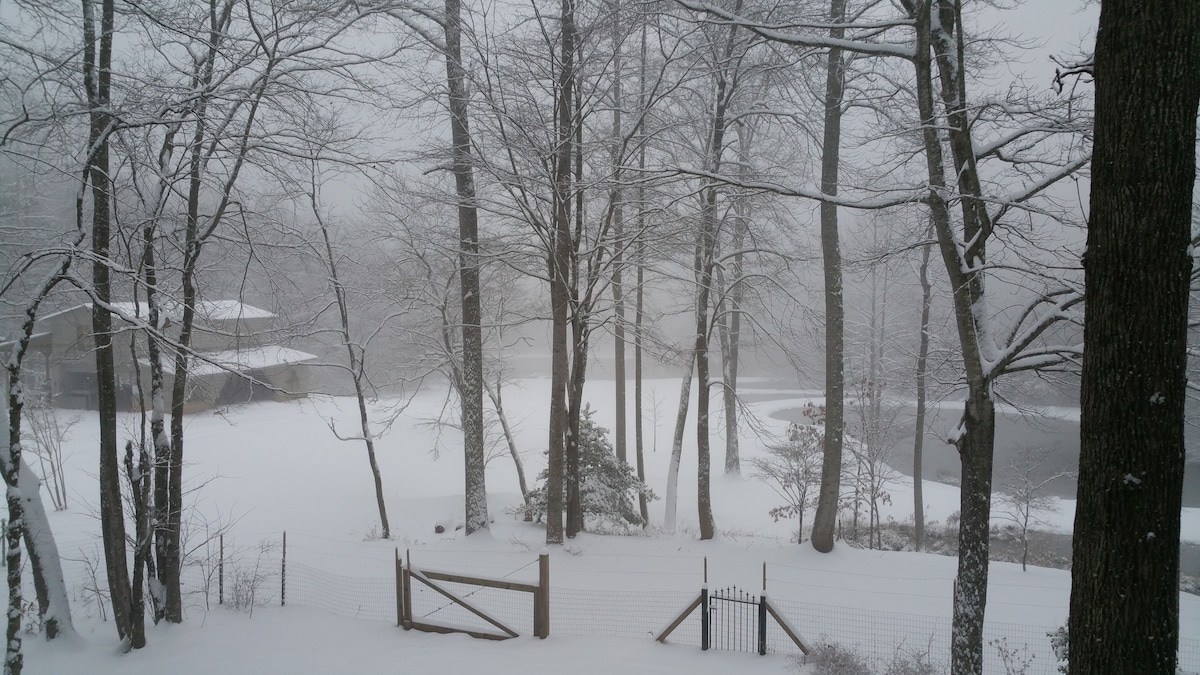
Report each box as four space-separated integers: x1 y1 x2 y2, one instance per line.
1 0 1197 674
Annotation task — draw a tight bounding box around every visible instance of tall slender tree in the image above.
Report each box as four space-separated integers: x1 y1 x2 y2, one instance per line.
83 0 139 646
809 0 847 554
443 0 490 535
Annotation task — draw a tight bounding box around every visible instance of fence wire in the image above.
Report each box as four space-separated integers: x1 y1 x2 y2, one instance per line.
37 539 1200 674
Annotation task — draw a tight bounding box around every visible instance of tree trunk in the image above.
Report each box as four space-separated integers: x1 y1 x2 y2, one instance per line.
918 2 1000 670
142 212 169 623
611 0 627 468
912 235 933 551
5 390 27 675
810 0 846 554
443 0 489 536
664 354 695 534
485 380 530 510
545 0 577 545
123 441 149 647
632 16 650 526
717 127 749 476
1069 2 1199 672
567 316 589 537
315 194 392 539
83 0 136 644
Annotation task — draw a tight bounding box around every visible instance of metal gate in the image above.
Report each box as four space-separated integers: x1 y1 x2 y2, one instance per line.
706 587 767 655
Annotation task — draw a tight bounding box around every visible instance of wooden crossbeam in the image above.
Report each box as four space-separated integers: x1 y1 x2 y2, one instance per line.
764 598 810 655
656 593 704 643
410 569 520 639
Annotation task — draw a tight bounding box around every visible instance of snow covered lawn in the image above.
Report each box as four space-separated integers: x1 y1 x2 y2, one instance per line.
17 378 1200 673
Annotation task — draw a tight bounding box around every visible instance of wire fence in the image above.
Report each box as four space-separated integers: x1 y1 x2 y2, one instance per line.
40 534 1200 675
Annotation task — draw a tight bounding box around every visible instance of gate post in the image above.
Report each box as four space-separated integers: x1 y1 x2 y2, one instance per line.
535 553 550 638
402 549 413 630
400 547 410 624
758 594 767 655
700 586 709 651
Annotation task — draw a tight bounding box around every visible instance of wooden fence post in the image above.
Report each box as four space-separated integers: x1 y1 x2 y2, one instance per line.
402 549 413 630
700 586 710 651
536 553 550 638
281 530 287 607
400 547 410 624
218 533 224 606
758 593 768 655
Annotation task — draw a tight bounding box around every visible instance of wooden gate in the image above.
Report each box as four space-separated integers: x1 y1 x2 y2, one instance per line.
396 550 549 641
657 561 809 656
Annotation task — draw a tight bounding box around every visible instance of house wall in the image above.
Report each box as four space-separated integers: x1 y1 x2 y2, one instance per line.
36 304 307 413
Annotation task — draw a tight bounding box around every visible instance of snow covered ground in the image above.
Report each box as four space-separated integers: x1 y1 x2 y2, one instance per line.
18 377 1200 674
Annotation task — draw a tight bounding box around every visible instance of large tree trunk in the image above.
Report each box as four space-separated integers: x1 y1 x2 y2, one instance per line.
443 0 488 535
810 0 846 554
1069 2 1200 672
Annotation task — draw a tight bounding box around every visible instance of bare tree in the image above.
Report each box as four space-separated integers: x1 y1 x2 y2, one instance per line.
753 423 823 543
996 446 1070 572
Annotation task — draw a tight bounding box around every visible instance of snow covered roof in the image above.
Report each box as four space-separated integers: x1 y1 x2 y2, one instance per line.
157 345 318 377
39 300 275 326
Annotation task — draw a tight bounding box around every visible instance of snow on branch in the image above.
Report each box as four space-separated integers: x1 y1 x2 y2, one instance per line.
1052 54 1094 94
674 0 915 59
667 167 922 210
989 288 1084 379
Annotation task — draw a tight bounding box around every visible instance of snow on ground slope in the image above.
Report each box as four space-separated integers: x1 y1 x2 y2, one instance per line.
18 378 1200 674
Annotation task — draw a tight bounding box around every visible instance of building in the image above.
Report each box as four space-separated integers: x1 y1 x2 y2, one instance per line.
6 300 316 412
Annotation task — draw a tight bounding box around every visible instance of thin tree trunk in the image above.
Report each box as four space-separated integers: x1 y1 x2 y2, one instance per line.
142 204 169 623
5 274 78 671
1069 2 1199 672
123 441 150 646
83 0 136 644
664 354 695 534
313 181 391 539
811 0 846 554
611 0 627 468
484 380 529 509
912 234 933 551
565 77 587 539
545 0 577 545
717 179 746 476
915 3 1000 670
632 14 649 526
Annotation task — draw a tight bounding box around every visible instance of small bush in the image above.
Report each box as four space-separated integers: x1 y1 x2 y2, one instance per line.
989 638 1034 675
883 640 944 675
805 642 873 675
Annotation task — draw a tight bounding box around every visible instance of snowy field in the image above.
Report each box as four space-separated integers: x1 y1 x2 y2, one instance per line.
19 377 1200 674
